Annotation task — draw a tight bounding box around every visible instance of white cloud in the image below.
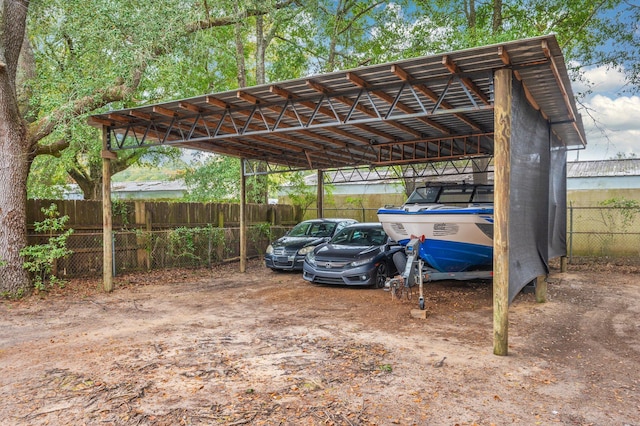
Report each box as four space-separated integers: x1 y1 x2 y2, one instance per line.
570 65 640 160
586 95 640 130
575 64 628 96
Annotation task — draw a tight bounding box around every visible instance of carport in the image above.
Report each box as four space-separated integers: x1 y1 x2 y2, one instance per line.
89 34 586 355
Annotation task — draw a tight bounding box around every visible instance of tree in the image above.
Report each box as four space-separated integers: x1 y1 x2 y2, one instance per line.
284 172 317 222
1 0 37 293
182 155 242 202
1 0 303 296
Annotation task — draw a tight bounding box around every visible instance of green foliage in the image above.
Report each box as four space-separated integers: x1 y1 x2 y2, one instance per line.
247 222 274 257
589 197 640 255
598 198 640 231
284 172 317 218
344 196 364 209
20 204 74 291
112 200 131 228
378 364 393 373
251 222 274 242
168 226 207 262
609 152 638 160
23 0 640 203
167 225 228 265
183 155 241 202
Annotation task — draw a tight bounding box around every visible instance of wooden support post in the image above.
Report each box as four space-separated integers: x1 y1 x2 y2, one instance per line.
560 256 568 272
134 201 150 271
240 159 247 273
101 127 115 292
493 68 512 356
145 211 152 270
535 275 547 303
317 170 324 218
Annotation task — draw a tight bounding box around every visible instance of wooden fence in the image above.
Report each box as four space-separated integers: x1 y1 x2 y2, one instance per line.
27 200 300 278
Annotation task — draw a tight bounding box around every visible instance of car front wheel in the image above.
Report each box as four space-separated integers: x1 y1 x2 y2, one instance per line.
373 262 388 288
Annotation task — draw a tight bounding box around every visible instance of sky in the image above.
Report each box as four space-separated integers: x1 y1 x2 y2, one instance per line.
571 64 640 162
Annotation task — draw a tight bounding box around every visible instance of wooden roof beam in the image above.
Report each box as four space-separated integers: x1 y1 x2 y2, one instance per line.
88 117 114 127
541 40 587 147
206 96 341 150
153 105 179 118
497 46 545 118
106 113 136 124
305 79 420 139
346 72 453 135
178 101 205 113
128 110 153 120
268 85 376 145
391 64 484 132
441 55 491 105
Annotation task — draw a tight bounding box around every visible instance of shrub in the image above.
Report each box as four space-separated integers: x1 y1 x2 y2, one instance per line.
20 204 74 291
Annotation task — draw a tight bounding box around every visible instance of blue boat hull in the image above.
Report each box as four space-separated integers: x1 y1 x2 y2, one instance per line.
419 239 493 272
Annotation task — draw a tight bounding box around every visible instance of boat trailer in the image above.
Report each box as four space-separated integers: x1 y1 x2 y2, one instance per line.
385 238 493 310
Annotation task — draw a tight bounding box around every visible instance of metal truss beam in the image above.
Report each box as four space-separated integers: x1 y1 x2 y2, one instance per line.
320 156 494 184
103 70 494 156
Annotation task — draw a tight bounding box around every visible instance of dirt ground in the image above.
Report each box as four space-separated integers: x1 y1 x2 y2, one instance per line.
1 259 638 426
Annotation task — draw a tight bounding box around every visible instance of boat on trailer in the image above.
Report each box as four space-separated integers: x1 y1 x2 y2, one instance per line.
377 183 494 272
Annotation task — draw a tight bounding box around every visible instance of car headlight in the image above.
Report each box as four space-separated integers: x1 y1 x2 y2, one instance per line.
351 256 375 267
265 244 274 254
298 245 315 255
306 251 316 266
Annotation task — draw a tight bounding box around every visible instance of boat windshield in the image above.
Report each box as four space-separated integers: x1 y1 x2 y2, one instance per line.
405 186 441 204
405 184 493 205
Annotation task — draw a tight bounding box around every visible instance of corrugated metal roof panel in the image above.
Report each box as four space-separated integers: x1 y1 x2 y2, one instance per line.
567 159 640 177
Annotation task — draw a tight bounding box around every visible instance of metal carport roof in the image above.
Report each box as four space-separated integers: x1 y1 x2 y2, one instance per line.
89 34 586 172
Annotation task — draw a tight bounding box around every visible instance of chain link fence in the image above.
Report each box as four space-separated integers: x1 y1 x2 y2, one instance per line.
568 206 640 264
29 225 290 279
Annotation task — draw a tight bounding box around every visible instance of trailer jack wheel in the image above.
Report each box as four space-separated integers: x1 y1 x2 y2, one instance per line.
419 297 425 310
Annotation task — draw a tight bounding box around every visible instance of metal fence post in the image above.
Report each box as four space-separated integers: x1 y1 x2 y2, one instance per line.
112 231 117 277
569 203 573 263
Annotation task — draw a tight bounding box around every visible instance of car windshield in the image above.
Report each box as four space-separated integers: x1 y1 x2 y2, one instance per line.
287 221 337 237
330 226 388 246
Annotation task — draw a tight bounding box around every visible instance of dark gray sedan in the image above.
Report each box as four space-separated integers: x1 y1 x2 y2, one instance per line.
265 218 357 271
302 223 403 287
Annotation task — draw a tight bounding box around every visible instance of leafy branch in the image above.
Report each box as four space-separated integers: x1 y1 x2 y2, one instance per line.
20 204 74 291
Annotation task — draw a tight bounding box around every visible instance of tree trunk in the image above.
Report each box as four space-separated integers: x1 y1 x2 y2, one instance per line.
0 0 32 296
0 88 31 295
0 118 31 295
68 167 102 200
492 0 503 34
233 3 247 88
256 14 266 85
466 0 476 28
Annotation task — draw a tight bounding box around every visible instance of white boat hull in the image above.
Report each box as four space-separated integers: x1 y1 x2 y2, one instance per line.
377 207 494 272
